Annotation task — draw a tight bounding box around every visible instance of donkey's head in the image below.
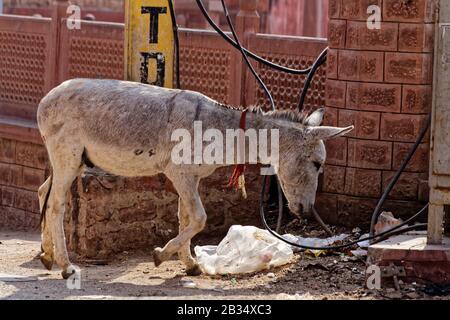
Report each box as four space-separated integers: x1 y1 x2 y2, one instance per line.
275 108 353 215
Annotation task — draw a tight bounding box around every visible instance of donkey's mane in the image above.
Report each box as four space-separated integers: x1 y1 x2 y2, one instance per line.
214 102 307 124
264 109 307 123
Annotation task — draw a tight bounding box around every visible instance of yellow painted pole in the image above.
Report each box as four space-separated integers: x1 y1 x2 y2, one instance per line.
124 0 175 88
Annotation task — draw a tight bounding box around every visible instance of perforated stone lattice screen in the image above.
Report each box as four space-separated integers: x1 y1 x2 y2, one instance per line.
0 31 47 105
255 54 327 111
179 46 232 104
59 22 124 82
68 37 123 80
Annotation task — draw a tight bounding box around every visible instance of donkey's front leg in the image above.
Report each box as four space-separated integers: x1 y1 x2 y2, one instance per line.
153 176 206 274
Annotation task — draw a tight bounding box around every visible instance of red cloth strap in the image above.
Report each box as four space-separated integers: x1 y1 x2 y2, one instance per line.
228 109 248 189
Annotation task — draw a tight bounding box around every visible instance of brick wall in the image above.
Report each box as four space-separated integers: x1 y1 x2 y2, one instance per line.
317 0 436 227
0 137 48 230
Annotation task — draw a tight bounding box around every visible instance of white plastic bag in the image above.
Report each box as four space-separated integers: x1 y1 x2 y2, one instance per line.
195 225 293 275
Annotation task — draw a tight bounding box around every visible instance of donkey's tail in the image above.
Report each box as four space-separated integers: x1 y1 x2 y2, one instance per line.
38 173 53 229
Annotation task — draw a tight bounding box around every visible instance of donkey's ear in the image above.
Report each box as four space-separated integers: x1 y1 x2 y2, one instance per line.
304 108 325 126
308 125 354 141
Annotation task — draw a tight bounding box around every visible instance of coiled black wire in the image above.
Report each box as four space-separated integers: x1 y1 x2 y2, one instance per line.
196 0 313 75
297 47 328 112
220 0 275 112
260 175 428 250
369 113 432 241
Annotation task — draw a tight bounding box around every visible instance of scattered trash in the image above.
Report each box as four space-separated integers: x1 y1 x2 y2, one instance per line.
283 233 349 256
0 273 38 282
180 280 197 289
350 249 368 258
352 227 362 238
189 282 226 292
353 212 408 250
204 285 225 293
352 227 361 234
374 212 404 235
357 234 370 249
267 272 276 278
339 254 359 262
195 225 294 275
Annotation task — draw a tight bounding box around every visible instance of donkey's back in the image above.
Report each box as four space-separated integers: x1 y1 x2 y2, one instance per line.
37 78 218 176
38 78 208 148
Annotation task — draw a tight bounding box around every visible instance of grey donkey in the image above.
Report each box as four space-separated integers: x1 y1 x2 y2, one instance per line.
37 78 353 278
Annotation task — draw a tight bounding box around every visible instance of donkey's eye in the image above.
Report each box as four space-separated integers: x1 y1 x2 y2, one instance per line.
313 161 322 171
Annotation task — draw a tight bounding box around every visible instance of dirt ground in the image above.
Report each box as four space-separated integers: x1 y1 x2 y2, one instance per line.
0 230 448 300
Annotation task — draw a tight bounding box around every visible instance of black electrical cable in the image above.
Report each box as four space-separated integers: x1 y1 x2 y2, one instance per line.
297 47 327 112
168 0 181 89
369 113 432 241
260 175 429 250
196 0 313 75
220 0 275 111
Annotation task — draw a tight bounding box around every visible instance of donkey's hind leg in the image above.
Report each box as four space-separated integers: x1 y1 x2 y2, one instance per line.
177 197 202 276
38 176 54 270
45 138 83 279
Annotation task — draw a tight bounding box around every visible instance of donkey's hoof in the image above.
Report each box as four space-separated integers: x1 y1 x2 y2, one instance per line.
61 265 77 280
152 248 163 267
40 253 54 271
186 265 202 276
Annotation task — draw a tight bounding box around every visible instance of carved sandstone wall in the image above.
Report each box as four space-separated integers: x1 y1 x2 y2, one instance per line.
0 137 46 230
317 0 436 227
